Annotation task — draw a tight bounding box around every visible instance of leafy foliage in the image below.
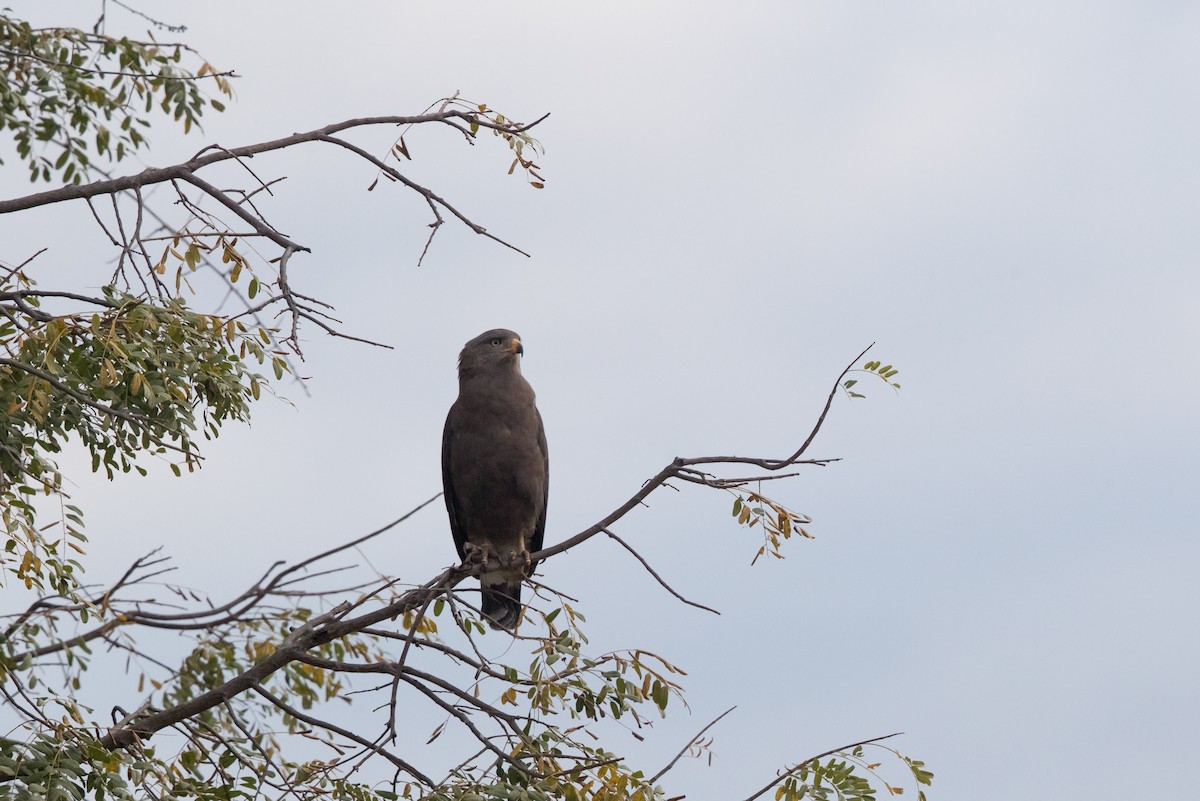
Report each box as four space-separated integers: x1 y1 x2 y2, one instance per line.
0 12 233 184
0 268 277 593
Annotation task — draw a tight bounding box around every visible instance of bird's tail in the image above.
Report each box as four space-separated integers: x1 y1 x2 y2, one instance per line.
480 575 523 631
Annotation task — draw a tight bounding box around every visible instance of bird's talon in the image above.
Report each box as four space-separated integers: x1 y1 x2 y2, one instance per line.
462 542 490 567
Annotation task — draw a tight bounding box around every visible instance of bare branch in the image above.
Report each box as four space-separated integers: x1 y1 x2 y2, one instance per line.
602 529 719 615
680 343 873 473
0 247 48 283
396 671 520 768
317 133 530 260
276 244 304 351
178 172 305 252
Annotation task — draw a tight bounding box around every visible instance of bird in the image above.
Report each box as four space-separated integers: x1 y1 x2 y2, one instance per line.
441 329 548 631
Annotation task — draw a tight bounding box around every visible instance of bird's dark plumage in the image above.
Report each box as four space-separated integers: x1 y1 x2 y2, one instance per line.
442 329 548 631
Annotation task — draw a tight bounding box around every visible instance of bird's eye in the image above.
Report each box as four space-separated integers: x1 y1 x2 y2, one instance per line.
490 338 502 347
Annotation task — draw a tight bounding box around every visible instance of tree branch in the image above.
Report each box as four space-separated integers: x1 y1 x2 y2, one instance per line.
0 112 547 214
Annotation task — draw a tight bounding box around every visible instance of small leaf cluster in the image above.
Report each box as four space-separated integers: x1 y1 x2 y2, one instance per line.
901 755 935 801
731 493 814 565
0 11 233 184
153 232 259 297
776 757 878 801
459 99 547 189
843 359 901 399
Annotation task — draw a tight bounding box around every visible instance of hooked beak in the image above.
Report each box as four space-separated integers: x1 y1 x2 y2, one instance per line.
506 338 524 356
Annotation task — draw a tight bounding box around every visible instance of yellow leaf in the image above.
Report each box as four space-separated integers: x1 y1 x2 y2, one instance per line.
101 358 118 385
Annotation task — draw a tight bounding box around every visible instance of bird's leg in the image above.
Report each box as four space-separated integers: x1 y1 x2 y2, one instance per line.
500 548 533 572
462 541 489 568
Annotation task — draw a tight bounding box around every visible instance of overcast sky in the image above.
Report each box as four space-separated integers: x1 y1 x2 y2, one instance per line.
3 1 1199 799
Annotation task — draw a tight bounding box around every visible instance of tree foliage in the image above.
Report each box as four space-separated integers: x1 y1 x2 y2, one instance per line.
0 8 932 801
0 12 233 184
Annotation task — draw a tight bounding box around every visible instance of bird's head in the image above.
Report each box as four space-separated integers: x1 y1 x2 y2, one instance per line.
457 328 525 379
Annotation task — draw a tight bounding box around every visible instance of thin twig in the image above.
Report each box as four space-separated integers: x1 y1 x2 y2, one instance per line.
251 684 433 785
602 529 719 615
649 706 737 783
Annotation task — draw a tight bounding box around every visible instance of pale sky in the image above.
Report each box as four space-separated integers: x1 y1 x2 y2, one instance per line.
3 1 1198 799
